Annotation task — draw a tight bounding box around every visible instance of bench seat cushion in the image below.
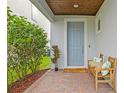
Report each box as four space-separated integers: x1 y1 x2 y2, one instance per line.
89 60 103 68
89 60 103 76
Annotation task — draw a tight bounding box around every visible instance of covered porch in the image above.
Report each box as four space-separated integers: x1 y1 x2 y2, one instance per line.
29 0 117 92
30 0 116 70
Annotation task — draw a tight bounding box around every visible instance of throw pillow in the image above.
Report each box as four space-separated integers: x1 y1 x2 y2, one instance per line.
101 61 111 76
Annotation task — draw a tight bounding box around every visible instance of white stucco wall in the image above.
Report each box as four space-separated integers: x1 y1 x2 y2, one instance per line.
7 0 50 41
94 0 117 57
51 16 95 69
51 18 65 69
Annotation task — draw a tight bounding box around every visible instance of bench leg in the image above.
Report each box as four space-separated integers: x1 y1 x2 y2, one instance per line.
112 80 115 91
96 81 98 92
95 75 98 92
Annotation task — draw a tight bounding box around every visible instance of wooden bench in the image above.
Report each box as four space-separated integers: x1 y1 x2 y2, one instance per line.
88 56 117 92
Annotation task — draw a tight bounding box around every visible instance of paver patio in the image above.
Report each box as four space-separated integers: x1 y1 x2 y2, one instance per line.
24 70 114 93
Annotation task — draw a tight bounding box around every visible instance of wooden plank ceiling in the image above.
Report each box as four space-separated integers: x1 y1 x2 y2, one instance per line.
46 0 104 16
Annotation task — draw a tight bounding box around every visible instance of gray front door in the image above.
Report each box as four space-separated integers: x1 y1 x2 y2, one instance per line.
67 22 84 66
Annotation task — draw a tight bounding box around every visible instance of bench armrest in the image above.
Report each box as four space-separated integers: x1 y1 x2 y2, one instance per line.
95 68 114 71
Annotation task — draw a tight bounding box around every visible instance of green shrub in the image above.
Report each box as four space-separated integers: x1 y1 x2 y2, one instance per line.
7 7 49 84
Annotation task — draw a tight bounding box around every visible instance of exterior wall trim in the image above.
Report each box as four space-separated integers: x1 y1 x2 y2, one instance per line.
30 0 55 22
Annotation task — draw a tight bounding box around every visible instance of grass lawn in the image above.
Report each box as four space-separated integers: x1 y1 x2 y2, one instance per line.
8 56 50 85
40 56 51 70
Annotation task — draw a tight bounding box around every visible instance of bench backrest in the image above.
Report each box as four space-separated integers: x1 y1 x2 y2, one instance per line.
108 56 117 69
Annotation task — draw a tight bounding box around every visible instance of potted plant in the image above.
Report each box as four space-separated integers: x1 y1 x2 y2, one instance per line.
51 45 60 71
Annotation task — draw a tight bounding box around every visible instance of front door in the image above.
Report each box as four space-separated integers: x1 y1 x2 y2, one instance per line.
67 22 84 66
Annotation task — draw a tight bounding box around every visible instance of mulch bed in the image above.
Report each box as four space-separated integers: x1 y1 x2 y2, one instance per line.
8 69 49 93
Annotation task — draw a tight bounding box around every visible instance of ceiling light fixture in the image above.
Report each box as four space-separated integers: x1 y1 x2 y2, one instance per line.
73 4 79 8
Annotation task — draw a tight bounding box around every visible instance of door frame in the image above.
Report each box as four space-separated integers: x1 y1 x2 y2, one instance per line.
64 18 87 68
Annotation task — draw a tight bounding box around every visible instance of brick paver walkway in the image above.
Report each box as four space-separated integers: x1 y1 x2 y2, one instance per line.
24 70 114 93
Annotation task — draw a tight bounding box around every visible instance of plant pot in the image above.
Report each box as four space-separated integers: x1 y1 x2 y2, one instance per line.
55 67 58 71
55 63 58 71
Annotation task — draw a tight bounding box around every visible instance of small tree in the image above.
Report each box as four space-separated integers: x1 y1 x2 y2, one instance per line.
51 45 60 71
